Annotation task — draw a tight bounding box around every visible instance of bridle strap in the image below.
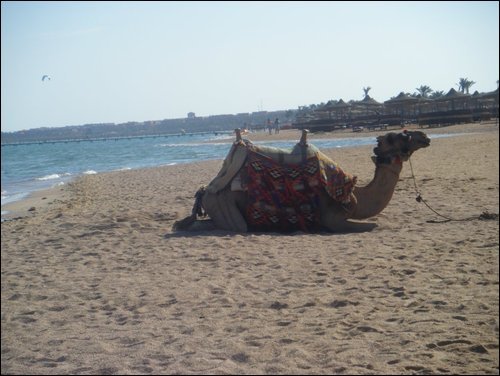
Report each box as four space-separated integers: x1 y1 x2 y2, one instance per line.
375 155 403 165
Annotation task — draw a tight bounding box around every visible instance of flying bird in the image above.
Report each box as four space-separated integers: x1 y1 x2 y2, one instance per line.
42 75 51 81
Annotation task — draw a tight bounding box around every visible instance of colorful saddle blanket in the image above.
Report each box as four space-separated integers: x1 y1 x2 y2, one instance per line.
245 147 357 232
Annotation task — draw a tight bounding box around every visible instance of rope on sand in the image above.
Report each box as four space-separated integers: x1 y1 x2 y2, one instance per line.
408 157 499 223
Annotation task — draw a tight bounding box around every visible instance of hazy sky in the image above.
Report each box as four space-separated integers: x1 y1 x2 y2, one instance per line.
1 1 499 132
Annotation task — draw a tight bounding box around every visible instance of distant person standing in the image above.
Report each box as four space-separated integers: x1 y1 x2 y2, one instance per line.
274 118 280 134
267 118 272 135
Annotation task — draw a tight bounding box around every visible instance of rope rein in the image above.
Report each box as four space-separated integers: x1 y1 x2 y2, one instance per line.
407 157 498 223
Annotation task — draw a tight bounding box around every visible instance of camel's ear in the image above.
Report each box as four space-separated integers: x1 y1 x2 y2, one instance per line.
386 133 396 145
401 129 413 141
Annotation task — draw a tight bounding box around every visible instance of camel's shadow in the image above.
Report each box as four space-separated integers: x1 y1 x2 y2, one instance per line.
164 221 378 239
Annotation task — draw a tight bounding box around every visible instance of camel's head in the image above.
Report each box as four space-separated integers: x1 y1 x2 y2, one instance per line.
373 130 430 162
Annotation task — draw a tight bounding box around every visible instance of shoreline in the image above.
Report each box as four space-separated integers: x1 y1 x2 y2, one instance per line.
2 121 497 222
1 184 69 222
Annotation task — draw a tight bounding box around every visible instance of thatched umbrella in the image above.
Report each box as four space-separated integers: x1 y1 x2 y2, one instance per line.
385 92 419 104
470 90 483 109
355 95 382 107
385 92 419 109
476 88 499 119
478 88 499 102
315 99 352 121
320 98 351 111
331 98 351 108
328 99 352 122
434 88 470 111
352 95 383 116
384 92 421 120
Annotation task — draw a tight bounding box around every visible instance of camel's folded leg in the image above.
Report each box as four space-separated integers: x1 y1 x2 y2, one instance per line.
317 190 376 233
202 189 248 232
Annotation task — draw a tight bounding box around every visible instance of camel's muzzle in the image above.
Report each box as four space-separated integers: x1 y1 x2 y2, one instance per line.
419 137 431 147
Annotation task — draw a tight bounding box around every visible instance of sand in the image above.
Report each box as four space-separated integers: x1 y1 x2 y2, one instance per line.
1 122 498 375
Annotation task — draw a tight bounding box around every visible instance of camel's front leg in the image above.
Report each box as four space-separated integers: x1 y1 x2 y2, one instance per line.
319 191 377 233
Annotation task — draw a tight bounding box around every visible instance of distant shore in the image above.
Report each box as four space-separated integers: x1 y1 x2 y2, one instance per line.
210 120 500 143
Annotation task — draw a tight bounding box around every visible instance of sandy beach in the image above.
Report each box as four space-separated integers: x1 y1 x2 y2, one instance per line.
1 122 498 374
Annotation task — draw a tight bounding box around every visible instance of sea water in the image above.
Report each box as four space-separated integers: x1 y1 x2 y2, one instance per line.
1 131 456 220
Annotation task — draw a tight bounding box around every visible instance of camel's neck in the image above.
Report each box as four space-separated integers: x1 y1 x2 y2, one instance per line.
350 159 403 220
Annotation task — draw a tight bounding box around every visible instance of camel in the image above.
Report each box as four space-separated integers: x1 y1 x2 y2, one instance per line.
173 128 430 233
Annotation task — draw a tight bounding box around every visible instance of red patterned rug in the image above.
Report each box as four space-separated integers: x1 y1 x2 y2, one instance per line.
245 148 357 232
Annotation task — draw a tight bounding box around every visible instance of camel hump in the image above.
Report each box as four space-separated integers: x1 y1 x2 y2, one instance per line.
299 129 309 146
234 128 242 142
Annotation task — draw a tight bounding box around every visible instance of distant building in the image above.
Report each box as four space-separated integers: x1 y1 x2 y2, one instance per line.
187 112 196 119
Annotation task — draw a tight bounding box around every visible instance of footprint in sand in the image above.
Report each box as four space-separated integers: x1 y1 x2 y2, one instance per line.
231 352 250 363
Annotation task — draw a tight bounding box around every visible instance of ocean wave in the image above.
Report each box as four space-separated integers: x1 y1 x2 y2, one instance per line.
1 192 29 206
156 142 231 148
36 172 72 181
83 170 97 175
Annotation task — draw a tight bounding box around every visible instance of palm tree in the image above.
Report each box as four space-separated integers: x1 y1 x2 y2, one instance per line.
416 85 433 98
363 86 371 98
457 78 467 93
464 79 475 94
457 78 476 94
430 90 445 99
